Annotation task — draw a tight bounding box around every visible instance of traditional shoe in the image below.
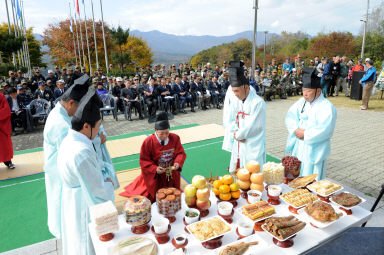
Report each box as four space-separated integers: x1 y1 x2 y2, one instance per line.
7 162 15 169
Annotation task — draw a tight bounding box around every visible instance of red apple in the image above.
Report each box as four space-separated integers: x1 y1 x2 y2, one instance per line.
196 199 211 210
184 184 197 197
185 196 197 207
196 187 210 201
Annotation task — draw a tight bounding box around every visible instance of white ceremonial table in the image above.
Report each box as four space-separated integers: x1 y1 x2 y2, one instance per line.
90 183 372 255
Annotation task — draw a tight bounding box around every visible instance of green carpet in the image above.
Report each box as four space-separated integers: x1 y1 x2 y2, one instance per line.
0 133 280 253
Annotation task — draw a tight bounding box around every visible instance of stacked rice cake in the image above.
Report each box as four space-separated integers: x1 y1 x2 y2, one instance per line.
90 200 119 236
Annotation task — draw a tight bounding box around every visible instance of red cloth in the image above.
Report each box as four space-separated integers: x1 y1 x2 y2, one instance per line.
352 64 364 72
120 133 187 202
0 93 13 163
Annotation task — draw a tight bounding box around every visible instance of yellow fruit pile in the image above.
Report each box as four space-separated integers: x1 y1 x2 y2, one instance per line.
236 160 264 192
212 174 241 201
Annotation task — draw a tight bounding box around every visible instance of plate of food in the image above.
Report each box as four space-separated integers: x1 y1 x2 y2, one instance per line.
261 216 306 242
330 192 366 210
239 201 276 222
216 235 266 255
186 216 232 243
288 174 317 189
298 201 345 229
110 235 162 255
307 180 343 197
280 189 318 208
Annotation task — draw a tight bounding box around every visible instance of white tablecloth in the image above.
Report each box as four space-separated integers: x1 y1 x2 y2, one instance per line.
90 184 372 255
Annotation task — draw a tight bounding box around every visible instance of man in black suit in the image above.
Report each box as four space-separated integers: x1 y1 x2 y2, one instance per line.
144 78 158 118
172 76 194 113
34 81 54 102
121 80 143 121
158 77 176 114
190 75 210 110
7 87 27 134
112 77 125 113
54 80 66 99
208 76 222 109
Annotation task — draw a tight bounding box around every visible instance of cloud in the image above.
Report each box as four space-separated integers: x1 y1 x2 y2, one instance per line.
271 20 279 28
0 0 381 36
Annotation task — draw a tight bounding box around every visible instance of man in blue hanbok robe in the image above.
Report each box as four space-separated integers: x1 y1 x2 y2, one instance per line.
43 75 89 238
222 61 266 173
285 68 337 180
58 88 115 255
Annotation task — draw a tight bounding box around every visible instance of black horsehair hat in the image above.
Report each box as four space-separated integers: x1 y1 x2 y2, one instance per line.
73 87 103 123
155 111 170 130
228 61 248 87
302 67 321 89
62 74 90 102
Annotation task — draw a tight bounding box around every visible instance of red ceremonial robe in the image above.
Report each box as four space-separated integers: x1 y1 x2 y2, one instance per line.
120 133 187 202
0 93 13 163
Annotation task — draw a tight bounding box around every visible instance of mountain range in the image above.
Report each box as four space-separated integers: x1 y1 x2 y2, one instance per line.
35 29 277 66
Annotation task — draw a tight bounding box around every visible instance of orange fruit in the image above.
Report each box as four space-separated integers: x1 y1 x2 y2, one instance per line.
219 184 230 194
213 180 223 189
230 182 240 192
219 192 231 201
222 175 234 185
231 190 241 199
212 187 220 196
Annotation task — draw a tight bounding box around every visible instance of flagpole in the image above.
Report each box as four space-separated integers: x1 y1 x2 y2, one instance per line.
83 0 92 75
90 0 99 69
76 0 86 68
10 0 22 66
68 0 78 66
72 0 82 68
20 0 32 77
15 0 26 68
99 0 109 74
4 0 16 65
16 0 27 69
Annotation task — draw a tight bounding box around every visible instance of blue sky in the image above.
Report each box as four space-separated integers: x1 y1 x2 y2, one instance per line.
0 0 382 36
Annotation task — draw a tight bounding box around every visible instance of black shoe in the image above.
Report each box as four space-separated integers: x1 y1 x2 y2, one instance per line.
6 162 15 169
191 109 195 112
172 111 177 115
128 117 133 121
182 110 187 114
217 105 221 109
139 115 144 120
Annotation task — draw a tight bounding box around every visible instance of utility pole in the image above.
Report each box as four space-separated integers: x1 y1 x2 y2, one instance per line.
361 0 369 59
251 0 258 81
263 31 268 70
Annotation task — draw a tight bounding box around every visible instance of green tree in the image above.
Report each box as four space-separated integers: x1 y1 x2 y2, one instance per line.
109 25 130 71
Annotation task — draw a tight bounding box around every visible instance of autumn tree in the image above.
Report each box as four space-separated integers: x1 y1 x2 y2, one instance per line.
109 26 130 71
121 35 154 70
43 19 112 70
0 23 43 67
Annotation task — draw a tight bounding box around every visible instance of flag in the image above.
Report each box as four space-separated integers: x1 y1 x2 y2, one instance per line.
76 0 80 14
70 18 73 33
16 0 23 27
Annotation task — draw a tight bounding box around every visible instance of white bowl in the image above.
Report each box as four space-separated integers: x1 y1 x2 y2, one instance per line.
268 185 282 197
184 208 200 224
238 218 254 236
247 190 262 203
218 202 233 216
152 217 169 234
174 234 187 245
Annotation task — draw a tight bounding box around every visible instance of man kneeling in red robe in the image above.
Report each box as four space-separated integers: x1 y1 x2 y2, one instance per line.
120 111 186 202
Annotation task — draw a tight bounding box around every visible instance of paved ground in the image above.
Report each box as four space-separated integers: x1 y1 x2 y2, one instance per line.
11 99 384 199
